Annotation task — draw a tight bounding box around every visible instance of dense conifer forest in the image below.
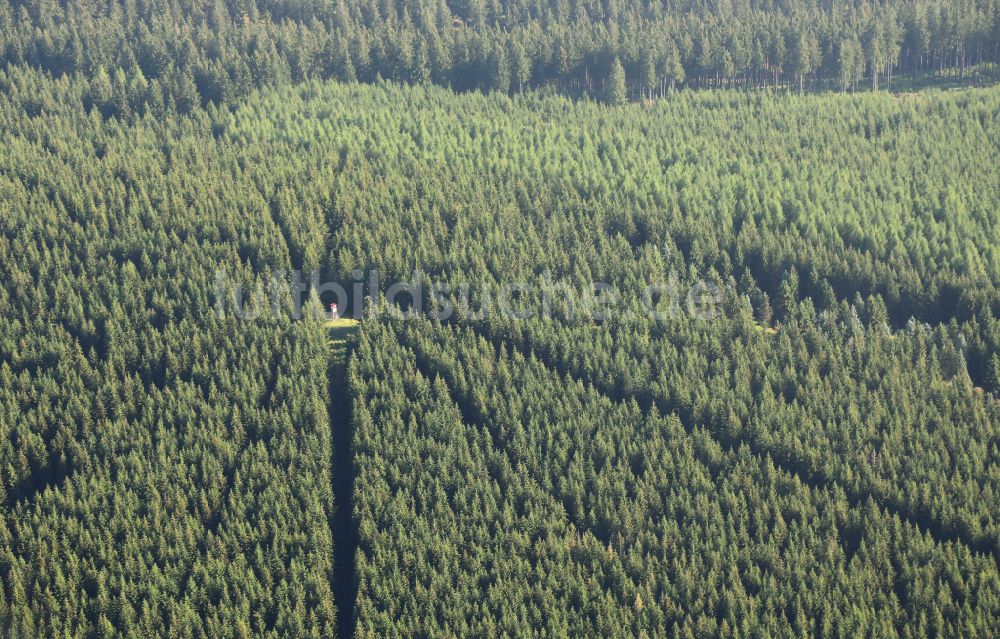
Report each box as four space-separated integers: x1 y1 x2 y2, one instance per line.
3 0 1000 111
1 0 999 636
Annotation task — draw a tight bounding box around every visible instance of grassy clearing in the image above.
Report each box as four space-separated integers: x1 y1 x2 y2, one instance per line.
753 323 779 335
326 318 360 363
889 65 1000 93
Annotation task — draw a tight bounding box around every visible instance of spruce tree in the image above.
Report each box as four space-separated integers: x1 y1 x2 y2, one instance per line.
606 57 627 105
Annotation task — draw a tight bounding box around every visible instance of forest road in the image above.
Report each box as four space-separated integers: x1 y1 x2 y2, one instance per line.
328 319 359 638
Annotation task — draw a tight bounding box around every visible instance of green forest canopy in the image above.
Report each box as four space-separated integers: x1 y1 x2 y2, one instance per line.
2 0 1000 113
1 2 999 635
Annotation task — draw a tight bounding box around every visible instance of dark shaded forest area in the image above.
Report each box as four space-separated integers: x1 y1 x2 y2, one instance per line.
2 0 1000 114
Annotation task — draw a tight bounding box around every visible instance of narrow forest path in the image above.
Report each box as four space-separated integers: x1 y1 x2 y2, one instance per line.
327 318 360 638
